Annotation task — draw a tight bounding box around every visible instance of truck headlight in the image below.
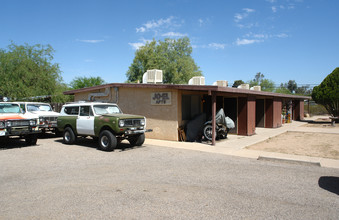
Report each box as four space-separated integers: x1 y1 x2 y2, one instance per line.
30 120 37 126
140 119 145 126
6 121 11 127
39 117 45 125
0 121 4 129
118 120 124 127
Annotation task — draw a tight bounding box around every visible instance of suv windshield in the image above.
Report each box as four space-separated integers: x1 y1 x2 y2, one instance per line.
0 103 21 113
27 104 52 112
93 105 121 115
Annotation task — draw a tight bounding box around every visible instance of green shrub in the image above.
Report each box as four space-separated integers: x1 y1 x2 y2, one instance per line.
312 68 339 117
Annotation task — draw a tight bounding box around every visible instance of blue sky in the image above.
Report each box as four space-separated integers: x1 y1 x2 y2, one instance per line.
1 0 338 87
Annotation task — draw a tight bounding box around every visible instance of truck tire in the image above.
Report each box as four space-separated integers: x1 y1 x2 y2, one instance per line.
63 127 76 144
25 134 38 146
98 130 117 152
128 133 145 146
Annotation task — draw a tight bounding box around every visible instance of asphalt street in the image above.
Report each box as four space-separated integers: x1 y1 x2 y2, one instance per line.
0 136 338 219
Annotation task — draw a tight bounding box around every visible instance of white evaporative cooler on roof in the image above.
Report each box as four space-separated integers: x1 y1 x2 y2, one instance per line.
188 76 205 85
142 69 163 84
213 80 228 87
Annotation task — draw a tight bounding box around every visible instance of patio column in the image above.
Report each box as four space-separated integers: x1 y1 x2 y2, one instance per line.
238 96 256 136
211 92 216 145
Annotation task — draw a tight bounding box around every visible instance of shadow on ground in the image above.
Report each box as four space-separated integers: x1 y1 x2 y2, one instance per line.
318 176 339 195
54 137 144 152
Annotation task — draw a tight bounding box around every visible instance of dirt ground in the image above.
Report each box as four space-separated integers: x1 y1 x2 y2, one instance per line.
247 123 339 160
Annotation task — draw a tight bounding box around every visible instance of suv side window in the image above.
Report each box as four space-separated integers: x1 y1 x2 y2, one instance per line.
80 106 94 116
64 106 79 115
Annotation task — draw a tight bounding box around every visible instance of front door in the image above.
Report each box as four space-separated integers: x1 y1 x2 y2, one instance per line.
76 106 95 135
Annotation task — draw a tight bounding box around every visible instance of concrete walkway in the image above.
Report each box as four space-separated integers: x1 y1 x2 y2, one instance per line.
145 118 339 169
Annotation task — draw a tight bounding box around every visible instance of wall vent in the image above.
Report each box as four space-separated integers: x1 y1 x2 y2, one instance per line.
142 69 163 84
188 76 205 85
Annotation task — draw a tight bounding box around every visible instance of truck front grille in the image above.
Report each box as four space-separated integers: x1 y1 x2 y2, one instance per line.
124 119 143 127
9 120 30 127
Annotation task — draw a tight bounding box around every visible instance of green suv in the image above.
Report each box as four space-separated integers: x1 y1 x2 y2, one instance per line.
57 102 149 151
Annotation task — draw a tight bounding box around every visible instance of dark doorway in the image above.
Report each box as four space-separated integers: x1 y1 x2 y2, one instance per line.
256 99 265 127
224 98 238 134
182 95 202 120
202 95 224 119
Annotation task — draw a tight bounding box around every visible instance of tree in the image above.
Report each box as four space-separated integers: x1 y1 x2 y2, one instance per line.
0 42 67 102
249 72 264 87
232 80 245 88
295 85 312 96
286 80 297 93
260 79 275 92
312 68 339 117
248 72 275 92
126 37 202 84
69 76 105 89
275 83 292 94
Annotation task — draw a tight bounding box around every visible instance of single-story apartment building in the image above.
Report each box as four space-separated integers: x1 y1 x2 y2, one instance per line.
63 82 310 144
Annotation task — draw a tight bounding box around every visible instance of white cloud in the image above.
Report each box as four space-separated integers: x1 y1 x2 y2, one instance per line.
275 33 289 38
234 8 256 28
198 18 204 26
162 32 187 37
136 27 146 33
128 38 152 50
234 13 244 22
208 43 226 50
272 6 277 13
136 16 178 33
243 8 255 13
235 32 289 46
235 38 261 45
128 42 145 50
77 39 104 43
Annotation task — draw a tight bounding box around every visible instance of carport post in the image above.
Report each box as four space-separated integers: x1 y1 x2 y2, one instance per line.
212 92 216 145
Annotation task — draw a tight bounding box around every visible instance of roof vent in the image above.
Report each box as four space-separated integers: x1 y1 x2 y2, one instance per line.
250 86 261 91
237 84 250 90
213 80 228 87
142 69 163 84
188 76 205 85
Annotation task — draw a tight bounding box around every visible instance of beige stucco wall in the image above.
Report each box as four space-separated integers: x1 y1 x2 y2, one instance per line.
73 87 180 141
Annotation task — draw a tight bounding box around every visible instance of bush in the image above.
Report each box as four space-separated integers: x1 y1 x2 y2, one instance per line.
312 68 339 117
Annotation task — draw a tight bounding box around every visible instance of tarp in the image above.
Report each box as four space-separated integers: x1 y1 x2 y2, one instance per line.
185 113 206 142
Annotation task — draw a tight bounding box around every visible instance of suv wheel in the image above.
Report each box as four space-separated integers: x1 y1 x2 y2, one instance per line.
98 130 117 152
63 127 76 144
128 133 145 147
25 134 38 146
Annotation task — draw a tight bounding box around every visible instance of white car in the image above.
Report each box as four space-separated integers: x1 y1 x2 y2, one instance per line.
18 102 60 134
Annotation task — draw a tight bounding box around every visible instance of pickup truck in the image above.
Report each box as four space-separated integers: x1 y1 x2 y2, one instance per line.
18 102 60 134
0 102 40 145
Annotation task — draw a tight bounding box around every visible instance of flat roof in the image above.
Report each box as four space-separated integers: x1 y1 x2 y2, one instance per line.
64 83 310 100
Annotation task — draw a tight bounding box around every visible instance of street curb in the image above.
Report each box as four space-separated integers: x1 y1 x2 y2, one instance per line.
257 156 321 167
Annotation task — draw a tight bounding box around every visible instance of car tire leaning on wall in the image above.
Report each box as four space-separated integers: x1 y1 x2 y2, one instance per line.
98 130 117 152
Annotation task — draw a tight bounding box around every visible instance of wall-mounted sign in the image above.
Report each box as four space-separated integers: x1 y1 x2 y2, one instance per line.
151 92 171 105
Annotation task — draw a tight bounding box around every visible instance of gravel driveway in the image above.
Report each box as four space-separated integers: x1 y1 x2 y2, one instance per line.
0 137 338 219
